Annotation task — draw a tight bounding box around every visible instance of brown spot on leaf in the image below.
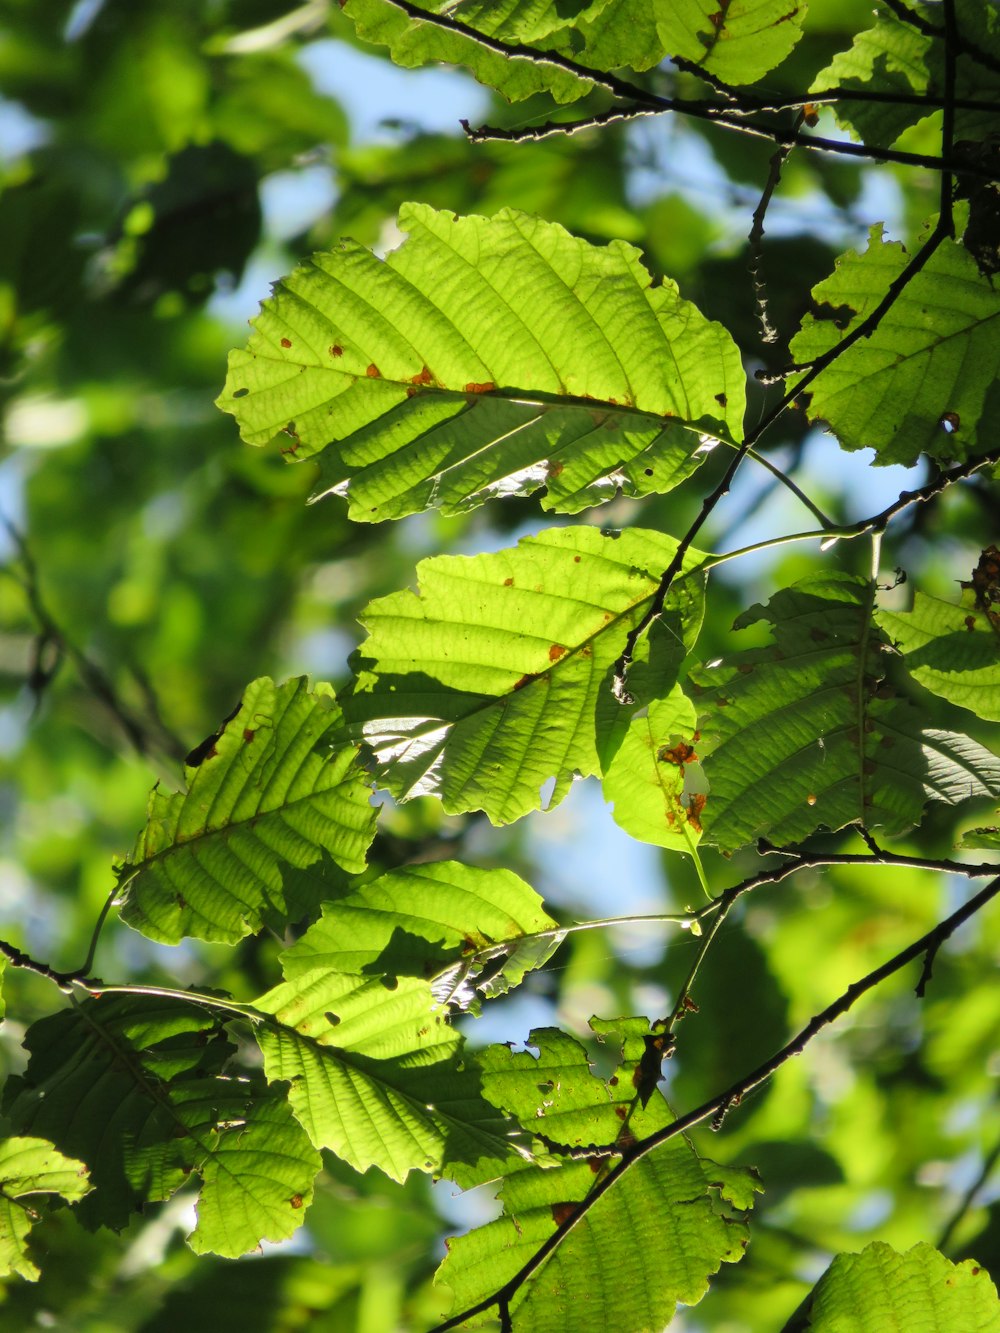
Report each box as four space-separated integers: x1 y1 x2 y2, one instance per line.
715 392 728 407
280 337 292 348
548 644 567 662
573 555 581 563
464 381 495 394
503 577 514 587
644 467 654 476
513 673 538 691
411 365 433 385
366 363 380 378
329 344 343 357
687 793 707 831
290 1194 303 1209
551 1202 577 1226
658 741 698 766
614 1106 627 1120
243 728 256 743
965 615 977 630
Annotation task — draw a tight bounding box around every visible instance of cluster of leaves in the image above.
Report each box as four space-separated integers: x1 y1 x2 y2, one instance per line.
2 1 1000 1330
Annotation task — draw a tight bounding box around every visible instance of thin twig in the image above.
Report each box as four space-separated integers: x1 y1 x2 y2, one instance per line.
941 0 959 234
465 102 998 181
748 118 801 345
2 520 187 765
430 874 1000 1332
938 1134 1000 1253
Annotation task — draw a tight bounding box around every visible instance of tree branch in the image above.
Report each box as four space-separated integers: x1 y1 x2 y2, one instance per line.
431 873 1000 1332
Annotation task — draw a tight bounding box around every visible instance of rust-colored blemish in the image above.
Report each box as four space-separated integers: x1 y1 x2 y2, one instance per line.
551 1202 577 1226
464 381 495 394
329 344 343 357
686 793 707 831
280 337 292 348
658 741 698 766
243 728 256 743
503 577 514 587
411 365 433 385
548 644 567 663
366 363 380 378
290 1194 304 1209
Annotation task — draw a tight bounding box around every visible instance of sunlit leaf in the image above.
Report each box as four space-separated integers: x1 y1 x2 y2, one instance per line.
218 203 744 520
344 524 707 823
691 574 1000 851
0 1137 90 1281
117 677 376 945
656 0 807 84
599 681 706 855
438 1023 752 1329
339 0 595 103
812 0 1000 149
793 1241 1000 1331
790 226 1000 466
254 969 527 1185
1 995 319 1255
278 860 561 1010
878 589 1000 721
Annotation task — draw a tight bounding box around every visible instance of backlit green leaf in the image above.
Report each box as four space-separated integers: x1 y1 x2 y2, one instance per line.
691 574 1000 850
278 860 561 1010
339 0 595 103
812 0 1000 149
794 231 997 471
794 1241 1000 1331
438 1023 752 1329
117 677 376 945
657 0 807 85
0 1137 90 1281
2 996 319 1255
218 204 744 520
877 589 1000 720
600 682 706 855
345 524 707 823
790 226 1000 466
254 968 527 1185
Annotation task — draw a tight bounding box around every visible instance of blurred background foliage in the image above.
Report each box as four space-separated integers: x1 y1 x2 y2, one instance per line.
0 1 996 1329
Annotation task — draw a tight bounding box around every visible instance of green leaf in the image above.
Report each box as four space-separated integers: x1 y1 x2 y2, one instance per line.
656 0 807 85
438 1023 752 1329
690 573 1000 851
218 203 744 520
188 1093 321 1259
877 589 1000 721
277 860 561 1010
117 677 377 944
254 968 526 1185
344 524 707 824
790 226 1000 466
959 824 1000 849
599 681 706 855
0 1137 90 1281
812 1 1000 150
339 0 595 103
793 1241 1000 1331
2 996 320 1254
